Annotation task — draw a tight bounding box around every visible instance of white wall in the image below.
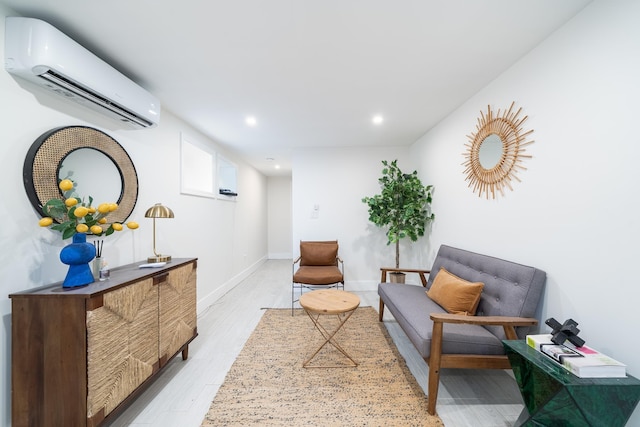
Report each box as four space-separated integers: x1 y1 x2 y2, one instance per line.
292 146 435 289
0 5 268 424
267 176 293 259
291 1 640 423
412 0 640 424
4 0 639 423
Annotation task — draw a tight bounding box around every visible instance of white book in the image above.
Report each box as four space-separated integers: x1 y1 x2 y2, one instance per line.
562 345 627 378
540 344 583 364
526 334 553 351
526 335 627 378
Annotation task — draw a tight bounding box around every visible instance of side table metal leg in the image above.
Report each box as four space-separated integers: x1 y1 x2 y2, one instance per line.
303 309 358 368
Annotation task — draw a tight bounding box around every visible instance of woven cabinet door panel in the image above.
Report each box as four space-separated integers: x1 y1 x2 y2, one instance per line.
86 277 159 419
159 262 197 365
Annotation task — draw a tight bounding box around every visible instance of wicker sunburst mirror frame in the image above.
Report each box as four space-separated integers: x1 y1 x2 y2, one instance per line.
23 126 139 224
463 102 534 199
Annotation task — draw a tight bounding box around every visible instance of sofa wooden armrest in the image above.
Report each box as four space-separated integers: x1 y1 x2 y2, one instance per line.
430 313 538 339
380 267 430 286
427 312 538 414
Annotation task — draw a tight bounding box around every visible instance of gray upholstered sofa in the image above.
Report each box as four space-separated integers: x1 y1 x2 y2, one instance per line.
378 244 546 415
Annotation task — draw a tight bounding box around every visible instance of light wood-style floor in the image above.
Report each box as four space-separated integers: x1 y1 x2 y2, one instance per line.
108 259 525 427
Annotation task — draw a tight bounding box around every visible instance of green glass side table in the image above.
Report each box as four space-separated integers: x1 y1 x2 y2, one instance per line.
503 340 640 427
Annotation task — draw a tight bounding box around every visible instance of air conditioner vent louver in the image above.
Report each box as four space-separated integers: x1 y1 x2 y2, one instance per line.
40 70 154 127
4 17 160 129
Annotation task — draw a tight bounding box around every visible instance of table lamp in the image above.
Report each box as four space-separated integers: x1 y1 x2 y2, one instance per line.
145 203 174 263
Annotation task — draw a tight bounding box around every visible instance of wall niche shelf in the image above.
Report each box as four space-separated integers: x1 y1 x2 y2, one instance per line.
217 154 238 199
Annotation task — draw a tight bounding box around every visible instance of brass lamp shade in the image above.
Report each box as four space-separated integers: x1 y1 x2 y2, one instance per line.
144 204 175 219
145 203 174 263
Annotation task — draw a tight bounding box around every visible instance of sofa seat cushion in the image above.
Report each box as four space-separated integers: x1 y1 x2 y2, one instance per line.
294 265 343 285
378 282 505 359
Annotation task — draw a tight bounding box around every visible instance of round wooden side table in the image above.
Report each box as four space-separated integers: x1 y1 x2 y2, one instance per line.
299 289 360 368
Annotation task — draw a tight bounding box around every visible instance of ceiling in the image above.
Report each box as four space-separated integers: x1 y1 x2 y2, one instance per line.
2 0 592 176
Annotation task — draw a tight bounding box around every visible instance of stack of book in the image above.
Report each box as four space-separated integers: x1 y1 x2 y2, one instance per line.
526 334 627 378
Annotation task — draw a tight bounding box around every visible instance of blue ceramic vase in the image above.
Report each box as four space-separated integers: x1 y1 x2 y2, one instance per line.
60 233 96 288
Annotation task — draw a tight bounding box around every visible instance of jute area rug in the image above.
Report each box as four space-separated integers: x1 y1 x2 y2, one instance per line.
201 307 444 426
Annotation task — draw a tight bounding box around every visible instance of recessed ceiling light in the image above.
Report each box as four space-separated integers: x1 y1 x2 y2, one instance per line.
275 164 281 169
372 115 384 125
245 116 257 127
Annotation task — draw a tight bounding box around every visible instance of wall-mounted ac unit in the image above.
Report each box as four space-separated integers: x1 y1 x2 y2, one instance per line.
4 17 161 129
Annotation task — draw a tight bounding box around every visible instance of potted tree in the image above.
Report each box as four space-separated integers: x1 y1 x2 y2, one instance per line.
362 160 434 283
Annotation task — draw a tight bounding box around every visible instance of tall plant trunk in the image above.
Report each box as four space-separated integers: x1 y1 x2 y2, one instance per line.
390 239 405 283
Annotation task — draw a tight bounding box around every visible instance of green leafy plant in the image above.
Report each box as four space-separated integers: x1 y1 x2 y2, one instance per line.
362 160 434 268
38 178 139 240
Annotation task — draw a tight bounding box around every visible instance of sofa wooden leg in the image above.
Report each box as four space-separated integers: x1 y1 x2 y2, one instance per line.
379 299 385 321
427 321 444 415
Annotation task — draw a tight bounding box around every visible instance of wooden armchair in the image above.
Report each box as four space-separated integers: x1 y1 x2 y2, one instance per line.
378 245 546 415
292 240 344 315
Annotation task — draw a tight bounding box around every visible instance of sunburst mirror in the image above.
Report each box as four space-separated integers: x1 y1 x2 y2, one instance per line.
462 102 534 199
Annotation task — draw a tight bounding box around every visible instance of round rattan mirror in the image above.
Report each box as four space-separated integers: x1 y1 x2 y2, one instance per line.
463 102 534 199
23 126 138 224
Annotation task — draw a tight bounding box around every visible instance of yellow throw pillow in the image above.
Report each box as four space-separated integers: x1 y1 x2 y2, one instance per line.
426 267 484 315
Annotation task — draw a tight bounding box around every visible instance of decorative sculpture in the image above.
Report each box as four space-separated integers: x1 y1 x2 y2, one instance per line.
545 317 585 347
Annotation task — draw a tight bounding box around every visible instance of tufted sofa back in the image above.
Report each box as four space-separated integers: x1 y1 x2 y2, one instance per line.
427 245 546 340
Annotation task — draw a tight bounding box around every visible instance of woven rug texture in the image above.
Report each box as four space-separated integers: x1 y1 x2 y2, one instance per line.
201 307 444 426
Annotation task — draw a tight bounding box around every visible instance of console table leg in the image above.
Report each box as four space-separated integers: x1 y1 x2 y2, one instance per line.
182 345 189 360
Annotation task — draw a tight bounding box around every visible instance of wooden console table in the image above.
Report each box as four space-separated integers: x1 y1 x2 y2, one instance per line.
10 258 198 427
503 340 640 427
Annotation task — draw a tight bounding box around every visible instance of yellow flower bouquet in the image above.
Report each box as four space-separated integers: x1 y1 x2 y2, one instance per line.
39 178 139 239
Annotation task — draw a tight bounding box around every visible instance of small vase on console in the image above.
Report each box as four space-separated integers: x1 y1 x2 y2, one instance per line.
60 233 96 288
92 257 102 280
